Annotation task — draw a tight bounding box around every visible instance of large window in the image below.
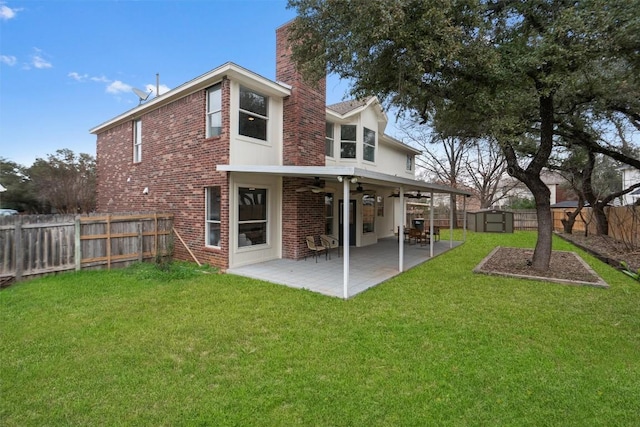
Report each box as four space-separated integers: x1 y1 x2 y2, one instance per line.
363 194 375 233
239 86 268 141
133 119 142 163
325 194 334 235
340 125 356 159
363 127 376 162
206 84 222 138
325 122 334 157
238 187 267 246
206 187 221 247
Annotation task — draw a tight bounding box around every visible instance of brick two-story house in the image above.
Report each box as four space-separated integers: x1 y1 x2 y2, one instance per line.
90 22 469 277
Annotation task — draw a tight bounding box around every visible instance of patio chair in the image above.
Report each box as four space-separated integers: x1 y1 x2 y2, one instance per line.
320 234 340 259
305 236 327 262
409 228 427 246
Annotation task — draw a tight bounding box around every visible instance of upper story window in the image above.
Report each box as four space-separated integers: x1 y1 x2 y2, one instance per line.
206 84 222 138
363 127 376 162
406 154 413 171
133 119 142 163
325 122 335 157
206 186 221 247
239 86 268 141
340 124 356 159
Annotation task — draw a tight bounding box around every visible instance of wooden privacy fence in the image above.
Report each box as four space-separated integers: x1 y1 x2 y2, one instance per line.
553 206 639 244
0 213 173 285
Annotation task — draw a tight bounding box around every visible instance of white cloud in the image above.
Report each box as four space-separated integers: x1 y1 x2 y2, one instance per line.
106 80 132 94
90 75 109 83
145 83 171 96
32 54 52 69
0 3 21 21
68 71 88 81
0 54 16 66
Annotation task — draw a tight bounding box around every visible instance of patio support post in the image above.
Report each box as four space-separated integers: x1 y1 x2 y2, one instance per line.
342 177 350 299
399 186 404 272
430 191 434 258
449 193 454 248
463 195 467 241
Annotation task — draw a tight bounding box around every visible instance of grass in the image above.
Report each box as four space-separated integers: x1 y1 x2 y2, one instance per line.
1 232 639 426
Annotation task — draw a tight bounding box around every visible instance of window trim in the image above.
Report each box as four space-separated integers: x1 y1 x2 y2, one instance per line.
133 119 142 163
205 186 221 248
325 122 335 158
206 83 222 138
406 154 413 171
340 124 357 159
237 186 269 249
238 85 269 142
363 127 376 162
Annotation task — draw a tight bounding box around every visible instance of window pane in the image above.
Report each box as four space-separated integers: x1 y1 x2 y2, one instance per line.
341 125 356 141
325 138 334 157
208 84 221 112
238 188 267 220
207 223 220 246
341 141 356 159
239 223 267 246
326 122 334 138
325 194 333 235
208 112 222 137
239 112 267 140
364 145 375 162
240 86 267 116
363 195 375 233
363 128 375 146
208 187 221 221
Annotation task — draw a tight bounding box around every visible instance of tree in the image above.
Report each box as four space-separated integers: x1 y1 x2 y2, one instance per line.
27 149 96 214
397 124 470 227
287 0 639 270
466 139 512 209
0 158 40 212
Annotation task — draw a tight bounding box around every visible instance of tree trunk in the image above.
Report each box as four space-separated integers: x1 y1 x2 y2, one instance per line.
450 193 458 228
592 203 609 235
530 181 552 270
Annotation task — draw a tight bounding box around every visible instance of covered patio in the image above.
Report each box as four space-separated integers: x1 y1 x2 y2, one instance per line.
227 237 463 298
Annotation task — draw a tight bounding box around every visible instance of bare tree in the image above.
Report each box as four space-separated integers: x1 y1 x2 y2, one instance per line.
398 124 470 227
465 139 512 209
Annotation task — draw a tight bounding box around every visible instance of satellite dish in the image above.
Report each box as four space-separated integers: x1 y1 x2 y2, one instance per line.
132 87 152 104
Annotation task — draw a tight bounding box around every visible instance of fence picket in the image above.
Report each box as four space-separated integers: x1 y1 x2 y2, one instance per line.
0 213 173 284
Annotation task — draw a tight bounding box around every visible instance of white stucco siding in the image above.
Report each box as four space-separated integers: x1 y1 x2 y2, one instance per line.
228 81 284 166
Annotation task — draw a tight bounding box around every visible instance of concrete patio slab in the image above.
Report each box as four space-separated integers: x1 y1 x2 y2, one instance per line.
227 237 463 298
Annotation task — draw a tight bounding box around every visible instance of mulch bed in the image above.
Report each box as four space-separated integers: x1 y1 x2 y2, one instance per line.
475 246 608 288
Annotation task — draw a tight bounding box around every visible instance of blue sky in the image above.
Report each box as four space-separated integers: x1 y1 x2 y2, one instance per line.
0 0 355 167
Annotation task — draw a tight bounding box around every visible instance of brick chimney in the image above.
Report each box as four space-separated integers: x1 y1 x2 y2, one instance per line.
276 21 327 260
276 21 326 167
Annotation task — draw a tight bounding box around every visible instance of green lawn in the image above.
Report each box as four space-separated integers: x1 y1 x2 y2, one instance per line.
1 231 639 426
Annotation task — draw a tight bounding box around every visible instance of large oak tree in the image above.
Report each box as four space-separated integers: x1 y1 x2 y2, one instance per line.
288 0 639 270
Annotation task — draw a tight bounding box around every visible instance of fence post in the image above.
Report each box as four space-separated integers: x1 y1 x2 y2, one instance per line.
138 222 143 262
75 215 81 271
14 217 23 282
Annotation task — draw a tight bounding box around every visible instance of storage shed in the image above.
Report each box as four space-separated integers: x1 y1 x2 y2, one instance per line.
467 209 514 233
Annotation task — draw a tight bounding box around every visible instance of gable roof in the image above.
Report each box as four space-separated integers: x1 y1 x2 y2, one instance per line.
327 99 370 115
90 62 291 135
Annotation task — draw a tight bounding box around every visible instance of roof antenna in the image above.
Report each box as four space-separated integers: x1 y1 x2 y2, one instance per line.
132 87 152 105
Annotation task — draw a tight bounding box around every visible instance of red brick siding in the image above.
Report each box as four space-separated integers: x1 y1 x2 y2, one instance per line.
96 78 232 269
276 22 327 259
282 177 326 259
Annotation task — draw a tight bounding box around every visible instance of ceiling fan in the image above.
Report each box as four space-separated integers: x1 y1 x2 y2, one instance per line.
350 184 375 195
296 177 326 193
388 190 430 199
